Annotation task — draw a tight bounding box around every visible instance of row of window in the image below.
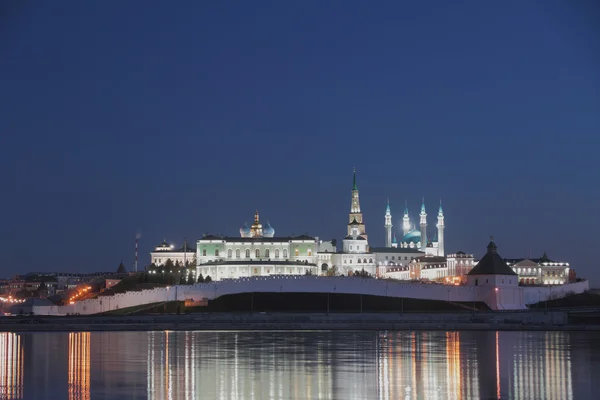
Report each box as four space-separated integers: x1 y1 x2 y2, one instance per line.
385 256 412 261
343 258 374 264
201 248 312 258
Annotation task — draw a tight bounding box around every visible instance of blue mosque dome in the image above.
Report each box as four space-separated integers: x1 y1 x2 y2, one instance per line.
239 222 251 237
392 235 398 244
263 221 275 238
402 229 421 244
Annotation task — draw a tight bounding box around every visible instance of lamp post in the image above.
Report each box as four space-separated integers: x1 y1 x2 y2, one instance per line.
495 287 500 309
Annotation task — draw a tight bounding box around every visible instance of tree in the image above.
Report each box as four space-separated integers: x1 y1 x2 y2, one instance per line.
197 274 204 283
204 275 212 283
326 265 338 277
188 272 194 284
179 274 187 285
164 259 175 270
353 268 372 278
304 269 313 275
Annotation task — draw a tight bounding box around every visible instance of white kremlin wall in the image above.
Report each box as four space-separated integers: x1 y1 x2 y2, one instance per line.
31 276 590 316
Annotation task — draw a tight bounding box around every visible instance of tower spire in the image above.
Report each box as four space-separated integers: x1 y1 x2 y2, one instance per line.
385 198 392 248
436 198 445 256
348 168 366 239
402 200 410 236
419 198 427 252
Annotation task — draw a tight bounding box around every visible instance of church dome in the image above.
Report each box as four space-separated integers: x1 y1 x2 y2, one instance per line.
240 222 251 237
402 229 421 244
263 221 275 238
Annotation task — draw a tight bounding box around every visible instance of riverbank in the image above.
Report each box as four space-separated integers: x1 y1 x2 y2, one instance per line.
2 311 600 332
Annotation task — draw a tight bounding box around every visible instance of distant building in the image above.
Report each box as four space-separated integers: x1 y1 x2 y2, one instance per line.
409 256 448 281
505 252 570 285
369 247 424 277
150 240 195 267
446 251 476 277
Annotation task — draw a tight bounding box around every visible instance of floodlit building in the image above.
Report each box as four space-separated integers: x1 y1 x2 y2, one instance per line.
329 170 376 276
505 253 570 285
446 251 476 277
150 240 195 267
194 211 319 281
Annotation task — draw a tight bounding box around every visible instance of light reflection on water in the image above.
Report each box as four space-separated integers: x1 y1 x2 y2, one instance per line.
0 330 596 399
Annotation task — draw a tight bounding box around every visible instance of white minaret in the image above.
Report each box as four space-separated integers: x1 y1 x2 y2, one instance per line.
385 198 392 248
437 200 445 256
402 201 411 236
419 198 427 252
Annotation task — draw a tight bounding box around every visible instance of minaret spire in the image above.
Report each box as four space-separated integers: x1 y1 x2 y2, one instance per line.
385 198 392 247
436 199 445 256
419 197 427 252
402 200 411 236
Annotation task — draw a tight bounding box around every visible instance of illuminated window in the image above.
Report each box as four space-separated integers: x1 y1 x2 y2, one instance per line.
255 249 260 258
295 249 299 256
265 249 270 258
307 249 312 256
275 249 279 258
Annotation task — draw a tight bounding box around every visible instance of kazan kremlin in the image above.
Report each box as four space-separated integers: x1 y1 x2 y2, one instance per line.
152 170 574 287
26 170 588 315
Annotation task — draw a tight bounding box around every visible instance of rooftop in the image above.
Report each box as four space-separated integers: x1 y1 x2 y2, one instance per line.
370 247 423 254
468 240 517 276
201 260 317 266
198 235 315 242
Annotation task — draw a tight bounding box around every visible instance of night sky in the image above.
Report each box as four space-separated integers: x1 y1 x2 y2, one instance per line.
1 2 599 283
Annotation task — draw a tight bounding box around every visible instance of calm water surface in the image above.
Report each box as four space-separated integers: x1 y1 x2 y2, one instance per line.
0 330 598 399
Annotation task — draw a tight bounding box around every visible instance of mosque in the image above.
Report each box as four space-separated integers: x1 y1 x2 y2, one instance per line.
383 198 445 257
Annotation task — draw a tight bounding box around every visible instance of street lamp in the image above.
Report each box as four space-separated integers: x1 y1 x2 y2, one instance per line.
495 287 500 309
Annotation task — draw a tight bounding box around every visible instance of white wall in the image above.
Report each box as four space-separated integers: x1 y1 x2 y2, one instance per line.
32 277 590 316
522 280 589 305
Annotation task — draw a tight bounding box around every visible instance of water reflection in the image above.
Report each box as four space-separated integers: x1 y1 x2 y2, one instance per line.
68 332 90 400
142 330 586 400
0 333 23 399
0 330 594 399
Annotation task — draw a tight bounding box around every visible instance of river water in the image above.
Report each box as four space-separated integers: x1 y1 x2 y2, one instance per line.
0 330 597 399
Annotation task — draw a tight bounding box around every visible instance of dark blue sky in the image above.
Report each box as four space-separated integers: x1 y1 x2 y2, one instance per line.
1 1 599 282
